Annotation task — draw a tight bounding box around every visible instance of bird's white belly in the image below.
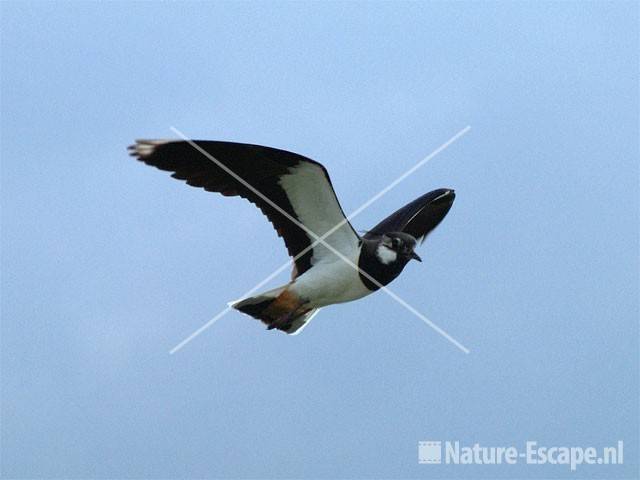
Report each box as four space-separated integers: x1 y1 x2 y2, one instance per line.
290 254 372 308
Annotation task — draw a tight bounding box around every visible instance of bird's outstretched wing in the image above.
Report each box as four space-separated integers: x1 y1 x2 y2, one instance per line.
129 140 359 278
364 188 455 243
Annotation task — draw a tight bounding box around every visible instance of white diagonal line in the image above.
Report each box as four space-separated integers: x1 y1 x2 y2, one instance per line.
168 126 470 354
169 255 293 354
170 307 232 355
168 127 469 352
374 284 469 353
332 126 470 231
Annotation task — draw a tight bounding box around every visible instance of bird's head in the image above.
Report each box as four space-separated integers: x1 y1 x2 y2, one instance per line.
376 232 422 264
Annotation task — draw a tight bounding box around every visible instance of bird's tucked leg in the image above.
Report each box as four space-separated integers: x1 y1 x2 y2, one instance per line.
232 287 315 334
262 290 311 332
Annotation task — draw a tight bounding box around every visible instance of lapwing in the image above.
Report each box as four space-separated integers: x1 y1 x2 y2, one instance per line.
129 140 455 334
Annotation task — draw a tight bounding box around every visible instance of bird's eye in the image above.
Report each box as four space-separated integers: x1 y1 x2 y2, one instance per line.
392 238 400 249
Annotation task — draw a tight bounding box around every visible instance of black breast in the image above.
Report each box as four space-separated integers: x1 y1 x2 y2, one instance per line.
357 239 410 291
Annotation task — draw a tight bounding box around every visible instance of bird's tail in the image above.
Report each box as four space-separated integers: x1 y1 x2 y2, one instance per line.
230 285 319 335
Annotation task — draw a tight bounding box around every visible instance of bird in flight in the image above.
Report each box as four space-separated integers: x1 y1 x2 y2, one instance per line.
129 140 455 335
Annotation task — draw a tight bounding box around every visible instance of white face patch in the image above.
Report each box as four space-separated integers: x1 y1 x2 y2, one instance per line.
376 244 398 265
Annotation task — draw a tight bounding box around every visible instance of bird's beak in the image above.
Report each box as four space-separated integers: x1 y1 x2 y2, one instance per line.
410 251 422 262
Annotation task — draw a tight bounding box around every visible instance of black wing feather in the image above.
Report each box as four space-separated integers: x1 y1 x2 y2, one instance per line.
129 140 352 277
364 188 455 243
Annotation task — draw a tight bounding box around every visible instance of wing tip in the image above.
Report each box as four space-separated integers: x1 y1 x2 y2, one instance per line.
128 139 171 159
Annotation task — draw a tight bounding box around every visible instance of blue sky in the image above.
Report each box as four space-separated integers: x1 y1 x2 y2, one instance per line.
1 1 638 478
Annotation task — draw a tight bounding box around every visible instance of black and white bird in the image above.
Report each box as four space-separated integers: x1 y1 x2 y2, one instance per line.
129 140 455 334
